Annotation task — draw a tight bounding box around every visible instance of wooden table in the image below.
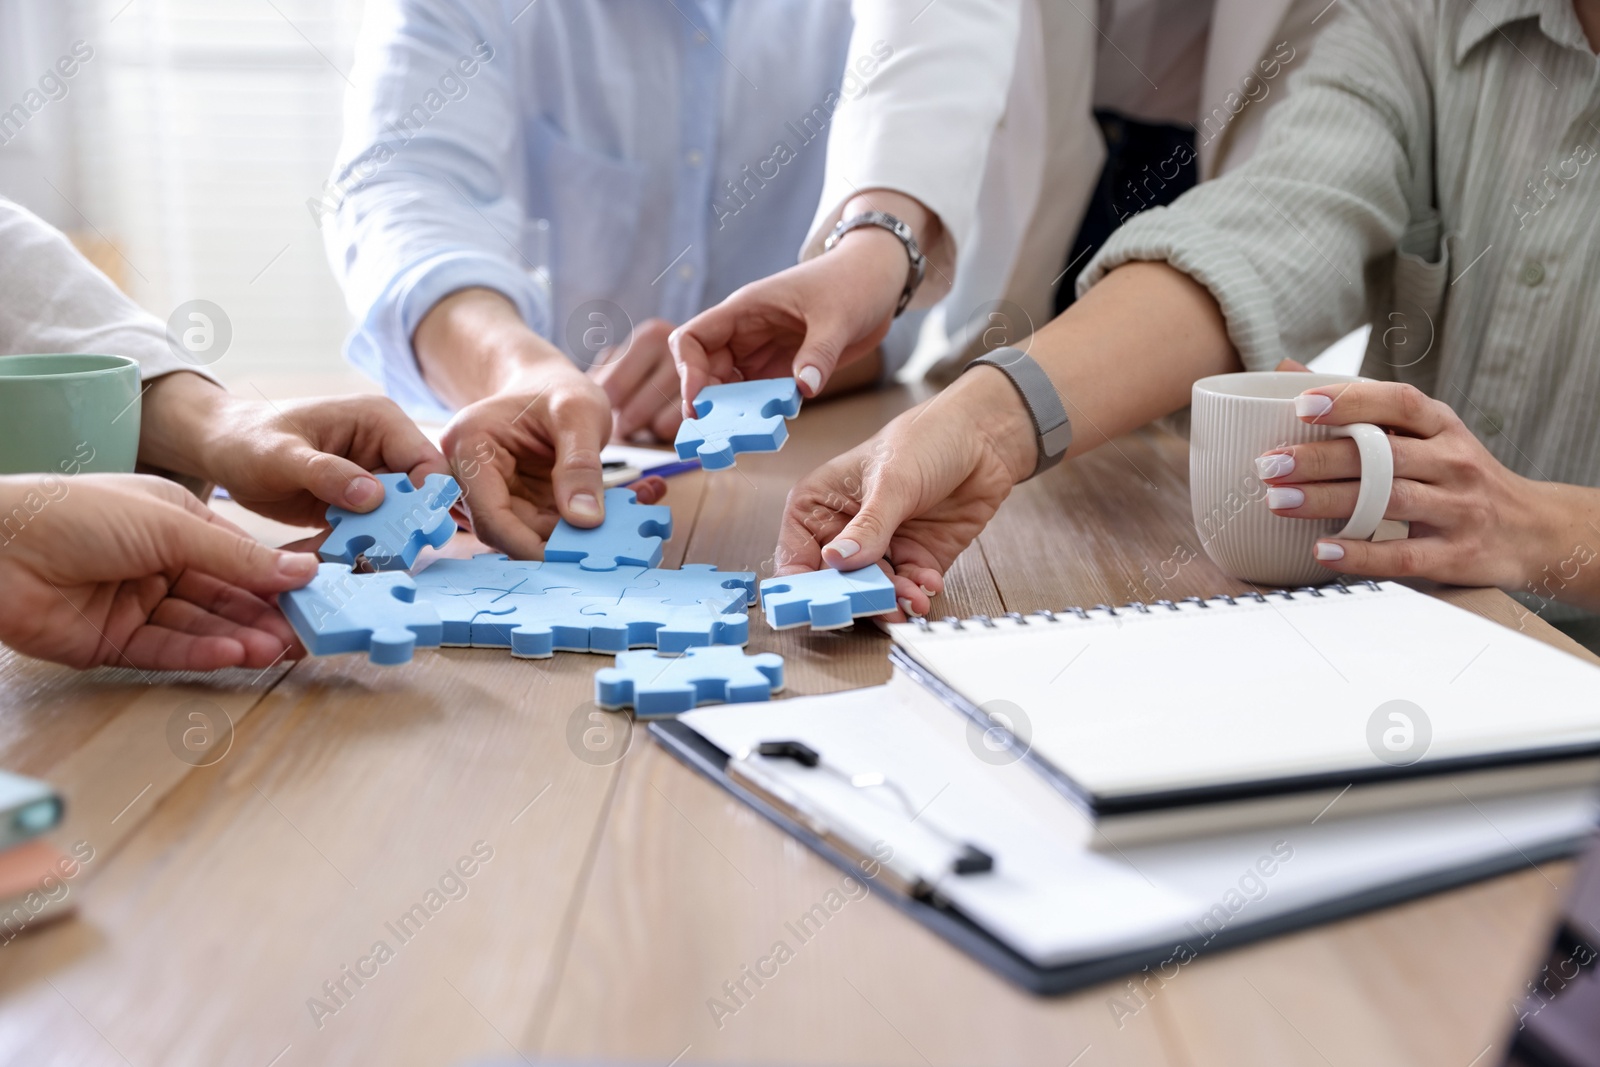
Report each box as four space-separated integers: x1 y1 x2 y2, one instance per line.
2 386 1592 1067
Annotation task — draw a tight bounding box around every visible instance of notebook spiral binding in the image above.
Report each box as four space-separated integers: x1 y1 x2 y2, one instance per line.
910 579 1386 632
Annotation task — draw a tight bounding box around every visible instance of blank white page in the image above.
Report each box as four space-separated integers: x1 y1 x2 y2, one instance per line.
889 583 1600 799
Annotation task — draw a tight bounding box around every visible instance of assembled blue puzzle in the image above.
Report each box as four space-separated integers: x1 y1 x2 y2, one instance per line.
674 378 802 470
411 553 755 657
321 472 461 571
281 563 443 665
544 487 672 571
594 646 785 717
758 566 898 630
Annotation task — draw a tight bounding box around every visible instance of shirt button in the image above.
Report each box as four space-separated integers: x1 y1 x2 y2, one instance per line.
1480 410 1506 436
685 149 703 167
1520 261 1545 286
678 262 695 281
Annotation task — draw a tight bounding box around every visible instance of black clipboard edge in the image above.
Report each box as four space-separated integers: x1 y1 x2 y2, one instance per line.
650 718 1594 997
889 646 1600 818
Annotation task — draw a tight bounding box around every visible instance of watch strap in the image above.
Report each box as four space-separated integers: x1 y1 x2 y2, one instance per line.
824 210 926 316
963 347 1071 479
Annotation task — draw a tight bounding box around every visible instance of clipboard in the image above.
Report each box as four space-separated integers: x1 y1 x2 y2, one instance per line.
650 717 1594 996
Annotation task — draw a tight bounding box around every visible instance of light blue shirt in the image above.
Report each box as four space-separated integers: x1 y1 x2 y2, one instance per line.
322 0 912 420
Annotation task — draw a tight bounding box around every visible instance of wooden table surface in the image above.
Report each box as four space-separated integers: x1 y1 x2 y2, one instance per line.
2 385 1592 1067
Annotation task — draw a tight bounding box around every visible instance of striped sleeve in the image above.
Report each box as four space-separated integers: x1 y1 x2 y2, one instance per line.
1077 0 1433 369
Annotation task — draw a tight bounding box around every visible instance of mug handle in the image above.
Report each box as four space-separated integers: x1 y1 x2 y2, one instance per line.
1330 423 1394 541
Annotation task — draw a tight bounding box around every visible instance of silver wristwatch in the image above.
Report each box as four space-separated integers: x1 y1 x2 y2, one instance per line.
962 347 1072 479
823 210 926 316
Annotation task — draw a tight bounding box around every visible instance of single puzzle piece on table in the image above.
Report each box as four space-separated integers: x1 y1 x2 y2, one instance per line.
544 488 671 571
594 647 785 717
470 592 750 658
758 567 897 631
280 563 443 665
674 378 802 470
320 472 461 571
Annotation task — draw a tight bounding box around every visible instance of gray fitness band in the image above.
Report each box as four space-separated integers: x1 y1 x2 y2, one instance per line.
962 346 1072 480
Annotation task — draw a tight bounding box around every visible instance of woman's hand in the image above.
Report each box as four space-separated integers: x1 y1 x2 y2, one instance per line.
0 474 315 671
140 372 451 527
670 189 941 406
1259 381 1564 589
775 367 1036 620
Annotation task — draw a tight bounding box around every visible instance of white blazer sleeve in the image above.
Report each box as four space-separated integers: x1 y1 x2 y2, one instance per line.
801 0 1023 307
0 197 208 381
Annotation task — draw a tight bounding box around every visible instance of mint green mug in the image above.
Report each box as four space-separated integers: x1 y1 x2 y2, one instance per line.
0 354 141 475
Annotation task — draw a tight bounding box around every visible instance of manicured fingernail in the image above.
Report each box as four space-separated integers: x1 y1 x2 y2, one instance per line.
569 493 601 521
1255 453 1295 480
1266 486 1305 509
920 584 937 597
346 475 380 506
1294 393 1334 418
277 553 317 579
827 538 860 560
797 366 823 394
1315 541 1345 561
898 597 916 617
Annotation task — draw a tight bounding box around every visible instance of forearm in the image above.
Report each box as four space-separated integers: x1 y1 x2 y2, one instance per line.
412 287 577 408
946 261 1242 482
1522 480 1600 613
137 371 236 480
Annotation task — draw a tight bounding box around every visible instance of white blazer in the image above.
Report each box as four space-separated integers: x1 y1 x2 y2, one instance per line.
804 0 1326 378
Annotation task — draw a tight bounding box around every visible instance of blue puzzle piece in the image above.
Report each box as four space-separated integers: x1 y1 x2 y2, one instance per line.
281 563 443 665
674 378 801 470
758 567 897 630
618 563 757 609
594 647 785 717
471 593 750 658
545 488 672 571
321 472 461 571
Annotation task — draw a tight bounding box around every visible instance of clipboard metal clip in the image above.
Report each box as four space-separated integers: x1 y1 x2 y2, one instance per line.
752 739 995 878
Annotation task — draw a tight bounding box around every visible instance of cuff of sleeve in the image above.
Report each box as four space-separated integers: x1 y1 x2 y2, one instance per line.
1075 207 1289 372
345 250 553 421
800 186 960 309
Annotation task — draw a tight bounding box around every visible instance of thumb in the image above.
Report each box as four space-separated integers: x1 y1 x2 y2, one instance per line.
295 446 385 513
792 321 852 399
160 504 320 593
550 398 610 528
821 489 909 571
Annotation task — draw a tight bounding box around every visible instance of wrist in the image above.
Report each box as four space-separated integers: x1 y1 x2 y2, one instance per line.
832 226 918 312
137 371 234 480
842 189 940 251
946 366 1039 485
414 287 573 406
1516 478 1597 589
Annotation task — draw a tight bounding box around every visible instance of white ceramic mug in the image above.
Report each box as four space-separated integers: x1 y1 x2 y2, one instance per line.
1190 372 1393 587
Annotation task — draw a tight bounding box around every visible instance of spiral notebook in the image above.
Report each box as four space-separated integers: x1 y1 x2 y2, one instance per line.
888 581 1600 846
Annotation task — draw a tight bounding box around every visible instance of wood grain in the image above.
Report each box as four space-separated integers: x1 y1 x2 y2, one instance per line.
0 385 1587 1067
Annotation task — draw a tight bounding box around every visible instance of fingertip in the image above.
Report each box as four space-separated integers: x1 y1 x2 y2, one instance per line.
275 551 320 584
628 475 668 504
566 492 603 527
1314 540 1347 562
796 365 823 397
822 538 861 569
1293 392 1335 419
342 474 383 511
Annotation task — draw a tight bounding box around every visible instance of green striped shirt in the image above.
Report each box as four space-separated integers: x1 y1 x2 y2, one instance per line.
1082 0 1600 491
